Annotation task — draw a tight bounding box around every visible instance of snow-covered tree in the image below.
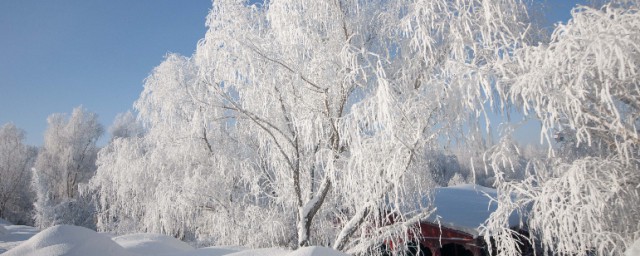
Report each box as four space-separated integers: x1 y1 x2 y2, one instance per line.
33 106 103 228
483 3 640 255
88 56 249 243
0 123 37 225
107 111 144 140
90 0 534 252
200 0 535 251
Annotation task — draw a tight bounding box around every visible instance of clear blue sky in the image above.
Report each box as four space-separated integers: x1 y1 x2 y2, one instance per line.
0 0 211 145
0 0 586 146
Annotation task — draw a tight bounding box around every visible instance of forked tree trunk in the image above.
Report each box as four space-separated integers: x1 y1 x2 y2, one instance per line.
297 178 331 247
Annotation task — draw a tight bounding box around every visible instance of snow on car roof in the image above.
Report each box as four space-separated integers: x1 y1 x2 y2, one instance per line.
423 184 522 237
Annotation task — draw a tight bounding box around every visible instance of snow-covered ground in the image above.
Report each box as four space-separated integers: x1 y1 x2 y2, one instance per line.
627 239 640 256
0 219 39 254
0 219 348 256
3 216 640 255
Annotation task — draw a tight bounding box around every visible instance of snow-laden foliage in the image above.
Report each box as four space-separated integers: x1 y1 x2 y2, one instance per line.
89 55 270 245
0 124 37 225
33 107 103 229
108 111 144 141
88 0 533 252
484 4 640 256
500 4 640 156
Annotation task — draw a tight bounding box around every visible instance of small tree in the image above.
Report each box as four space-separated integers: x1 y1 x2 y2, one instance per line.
33 106 103 228
0 123 37 225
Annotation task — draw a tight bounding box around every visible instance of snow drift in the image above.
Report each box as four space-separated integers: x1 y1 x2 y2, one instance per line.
224 247 291 256
3 225 135 256
626 239 640 256
286 246 349 256
113 233 195 255
0 222 41 253
2 224 353 256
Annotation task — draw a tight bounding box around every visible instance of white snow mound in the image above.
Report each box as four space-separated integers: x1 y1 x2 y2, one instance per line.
286 246 349 256
170 246 244 256
225 247 291 256
222 246 347 256
0 224 39 253
626 239 640 256
3 225 135 256
113 233 194 255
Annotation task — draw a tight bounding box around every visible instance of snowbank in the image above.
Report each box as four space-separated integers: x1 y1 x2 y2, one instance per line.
1 223 352 256
170 246 244 256
3 225 135 256
626 239 640 256
0 223 39 253
225 247 291 256
113 233 194 255
286 246 349 256
221 246 347 256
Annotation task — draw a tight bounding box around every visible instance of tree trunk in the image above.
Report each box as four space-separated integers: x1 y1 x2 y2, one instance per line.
297 178 331 247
